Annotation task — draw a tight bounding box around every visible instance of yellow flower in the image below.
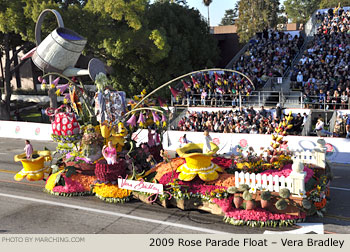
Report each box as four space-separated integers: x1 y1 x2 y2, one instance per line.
50 84 56 89
63 98 68 104
55 89 61 96
41 84 47 90
317 185 321 192
93 183 131 198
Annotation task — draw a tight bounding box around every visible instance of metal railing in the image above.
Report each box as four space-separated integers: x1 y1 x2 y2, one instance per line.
171 92 350 111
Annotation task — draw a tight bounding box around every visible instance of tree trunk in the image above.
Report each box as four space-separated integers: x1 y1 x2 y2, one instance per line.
12 48 21 89
207 6 210 27
0 33 12 120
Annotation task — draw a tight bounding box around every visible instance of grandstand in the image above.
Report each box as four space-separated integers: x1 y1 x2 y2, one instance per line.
168 6 350 140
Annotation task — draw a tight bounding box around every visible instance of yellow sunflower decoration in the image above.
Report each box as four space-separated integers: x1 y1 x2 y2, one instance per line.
176 143 223 182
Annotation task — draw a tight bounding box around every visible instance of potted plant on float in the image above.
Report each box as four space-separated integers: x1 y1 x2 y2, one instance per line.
227 186 242 209
260 190 271 208
275 188 290 211
233 184 249 209
243 190 256 210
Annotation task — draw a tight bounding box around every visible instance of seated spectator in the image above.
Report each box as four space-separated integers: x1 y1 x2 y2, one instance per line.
175 108 305 136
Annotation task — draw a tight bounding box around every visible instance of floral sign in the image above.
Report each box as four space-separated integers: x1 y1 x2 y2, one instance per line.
35 127 41 135
118 177 163 195
238 139 248 150
213 138 220 146
325 143 335 157
15 126 21 134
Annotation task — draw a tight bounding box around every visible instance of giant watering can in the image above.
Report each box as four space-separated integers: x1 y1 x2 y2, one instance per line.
28 9 105 81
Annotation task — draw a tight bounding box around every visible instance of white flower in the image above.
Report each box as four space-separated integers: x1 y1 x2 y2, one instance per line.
298 189 307 198
249 187 256 194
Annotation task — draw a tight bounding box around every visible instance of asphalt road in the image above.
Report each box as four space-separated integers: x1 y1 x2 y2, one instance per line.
0 137 349 234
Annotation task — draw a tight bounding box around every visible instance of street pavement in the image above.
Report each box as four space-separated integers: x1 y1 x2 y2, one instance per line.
0 137 349 234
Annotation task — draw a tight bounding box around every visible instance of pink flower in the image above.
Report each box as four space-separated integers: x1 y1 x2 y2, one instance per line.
213 138 220 146
126 114 137 127
325 143 334 152
56 83 69 94
35 127 40 135
52 175 85 193
239 139 248 148
137 113 146 127
152 111 160 124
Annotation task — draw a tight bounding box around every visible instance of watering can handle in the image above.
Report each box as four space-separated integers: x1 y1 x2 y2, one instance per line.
35 9 65 46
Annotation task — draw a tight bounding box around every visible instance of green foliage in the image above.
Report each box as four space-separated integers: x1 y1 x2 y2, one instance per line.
302 199 312 209
92 1 218 97
261 191 271 200
202 0 212 7
275 198 288 210
236 0 281 43
319 0 350 9
238 184 250 192
279 188 291 199
227 186 239 194
220 8 238 26
284 0 321 24
243 190 253 200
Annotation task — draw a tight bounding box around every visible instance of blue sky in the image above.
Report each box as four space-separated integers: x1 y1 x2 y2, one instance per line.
151 1 287 27
187 0 238 26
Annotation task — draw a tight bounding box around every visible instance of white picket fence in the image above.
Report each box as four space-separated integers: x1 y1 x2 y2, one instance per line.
234 139 327 196
234 171 293 193
292 149 326 169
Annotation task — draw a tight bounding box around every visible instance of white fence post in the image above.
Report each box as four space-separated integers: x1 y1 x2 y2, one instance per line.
290 149 307 195
314 138 327 168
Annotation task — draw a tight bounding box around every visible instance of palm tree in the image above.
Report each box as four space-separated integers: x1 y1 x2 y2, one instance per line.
203 0 213 27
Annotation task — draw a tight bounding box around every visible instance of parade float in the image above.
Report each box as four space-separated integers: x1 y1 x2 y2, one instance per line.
13 9 332 228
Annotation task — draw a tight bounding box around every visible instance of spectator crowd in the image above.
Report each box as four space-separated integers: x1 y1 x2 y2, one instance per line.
174 106 306 136
290 8 350 109
233 29 304 88
173 72 254 107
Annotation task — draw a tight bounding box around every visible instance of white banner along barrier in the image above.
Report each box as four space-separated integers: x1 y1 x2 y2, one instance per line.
1 121 349 163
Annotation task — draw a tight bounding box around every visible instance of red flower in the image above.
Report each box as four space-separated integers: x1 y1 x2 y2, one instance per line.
35 127 40 135
325 143 334 152
15 126 20 133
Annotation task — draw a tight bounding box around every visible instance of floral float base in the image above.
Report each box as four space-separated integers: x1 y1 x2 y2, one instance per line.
93 183 132 203
14 151 52 181
45 172 92 197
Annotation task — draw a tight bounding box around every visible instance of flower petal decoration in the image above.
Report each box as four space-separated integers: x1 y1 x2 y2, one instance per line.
152 112 160 125
161 114 167 127
52 77 60 86
56 83 70 95
126 114 137 127
137 113 146 128
38 76 44 83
